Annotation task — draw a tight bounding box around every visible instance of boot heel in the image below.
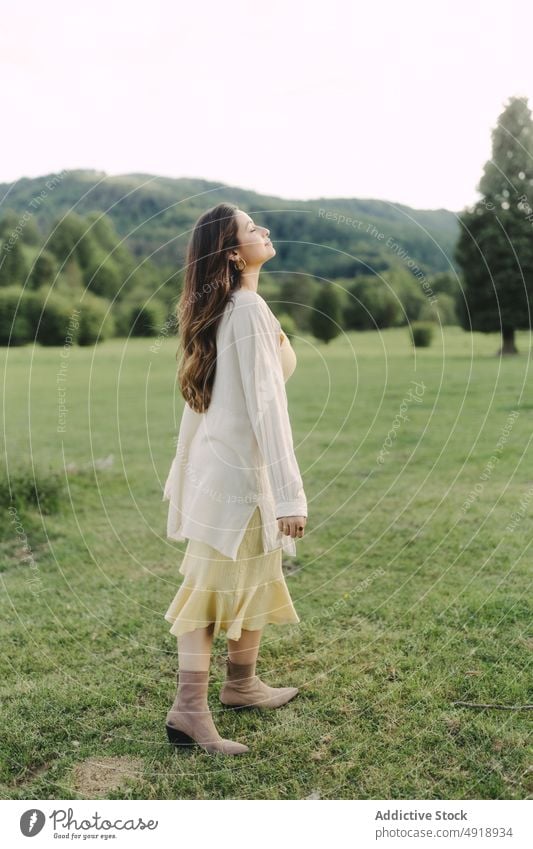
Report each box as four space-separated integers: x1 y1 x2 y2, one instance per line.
166 724 193 747
165 669 250 755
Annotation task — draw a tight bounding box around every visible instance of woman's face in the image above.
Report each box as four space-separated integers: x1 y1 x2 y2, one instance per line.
233 209 276 267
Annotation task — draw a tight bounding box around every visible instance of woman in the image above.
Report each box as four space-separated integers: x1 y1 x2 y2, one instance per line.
162 202 308 755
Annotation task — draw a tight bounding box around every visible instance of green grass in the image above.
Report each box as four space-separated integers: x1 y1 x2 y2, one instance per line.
1 326 532 799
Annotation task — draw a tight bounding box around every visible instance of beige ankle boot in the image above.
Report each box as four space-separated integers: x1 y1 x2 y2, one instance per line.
166 669 249 755
219 657 299 709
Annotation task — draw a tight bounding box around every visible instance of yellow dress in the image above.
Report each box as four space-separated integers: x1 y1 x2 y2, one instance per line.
164 332 301 640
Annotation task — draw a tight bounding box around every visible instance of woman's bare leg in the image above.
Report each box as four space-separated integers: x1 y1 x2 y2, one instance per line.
227 628 263 665
177 623 215 671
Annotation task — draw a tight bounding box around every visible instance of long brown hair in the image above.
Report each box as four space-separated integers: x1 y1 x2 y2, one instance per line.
176 202 243 413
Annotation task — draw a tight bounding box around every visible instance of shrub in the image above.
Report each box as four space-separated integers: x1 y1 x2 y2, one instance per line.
77 293 115 345
0 466 65 513
409 321 434 347
19 288 75 346
128 299 167 337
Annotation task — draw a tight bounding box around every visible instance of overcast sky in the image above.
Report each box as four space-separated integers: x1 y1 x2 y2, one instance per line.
3 0 532 211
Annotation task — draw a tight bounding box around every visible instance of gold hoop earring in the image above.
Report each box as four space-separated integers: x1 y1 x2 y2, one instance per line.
234 256 246 272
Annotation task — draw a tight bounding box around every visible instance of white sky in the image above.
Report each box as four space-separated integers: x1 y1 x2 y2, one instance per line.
3 0 532 211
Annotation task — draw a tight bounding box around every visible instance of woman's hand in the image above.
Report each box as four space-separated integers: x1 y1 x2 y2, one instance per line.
277 515 307 539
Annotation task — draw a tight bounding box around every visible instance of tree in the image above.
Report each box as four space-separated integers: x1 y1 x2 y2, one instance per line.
0 208 41 246
310 286 341 343
28 250 57 289
455 96 533 355
345 276 401 330
48 212 97 270
0 287 32 345
387 267 426 323
429 271 460 298
82 251 122 299
275 274 317 332
0 239 28 288
0 210 20 240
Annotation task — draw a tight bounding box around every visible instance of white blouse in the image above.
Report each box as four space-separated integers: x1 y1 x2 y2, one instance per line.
162 287 308 561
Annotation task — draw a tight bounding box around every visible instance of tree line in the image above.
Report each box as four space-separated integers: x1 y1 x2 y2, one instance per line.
1 94 532 352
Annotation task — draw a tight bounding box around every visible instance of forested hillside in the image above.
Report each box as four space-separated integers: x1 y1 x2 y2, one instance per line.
0 170 462 345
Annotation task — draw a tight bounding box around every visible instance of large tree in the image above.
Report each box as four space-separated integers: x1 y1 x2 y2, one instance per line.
455 96 533 354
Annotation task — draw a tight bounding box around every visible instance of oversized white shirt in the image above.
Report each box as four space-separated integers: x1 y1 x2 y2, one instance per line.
162 286 307 560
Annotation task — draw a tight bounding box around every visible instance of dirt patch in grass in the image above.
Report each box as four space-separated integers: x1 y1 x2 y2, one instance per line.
71 756 143 797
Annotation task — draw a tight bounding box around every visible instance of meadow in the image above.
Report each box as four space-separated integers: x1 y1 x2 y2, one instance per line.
1 325 531 800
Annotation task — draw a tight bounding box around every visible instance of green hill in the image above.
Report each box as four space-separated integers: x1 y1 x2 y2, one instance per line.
0 169 459 276
0 170 463 344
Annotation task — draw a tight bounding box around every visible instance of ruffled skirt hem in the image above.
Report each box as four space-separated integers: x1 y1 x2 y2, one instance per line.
164 600 300 641
163 506 301 641
164 564 301 641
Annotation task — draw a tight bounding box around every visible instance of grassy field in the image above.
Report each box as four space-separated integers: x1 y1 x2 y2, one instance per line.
1 325 532 800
